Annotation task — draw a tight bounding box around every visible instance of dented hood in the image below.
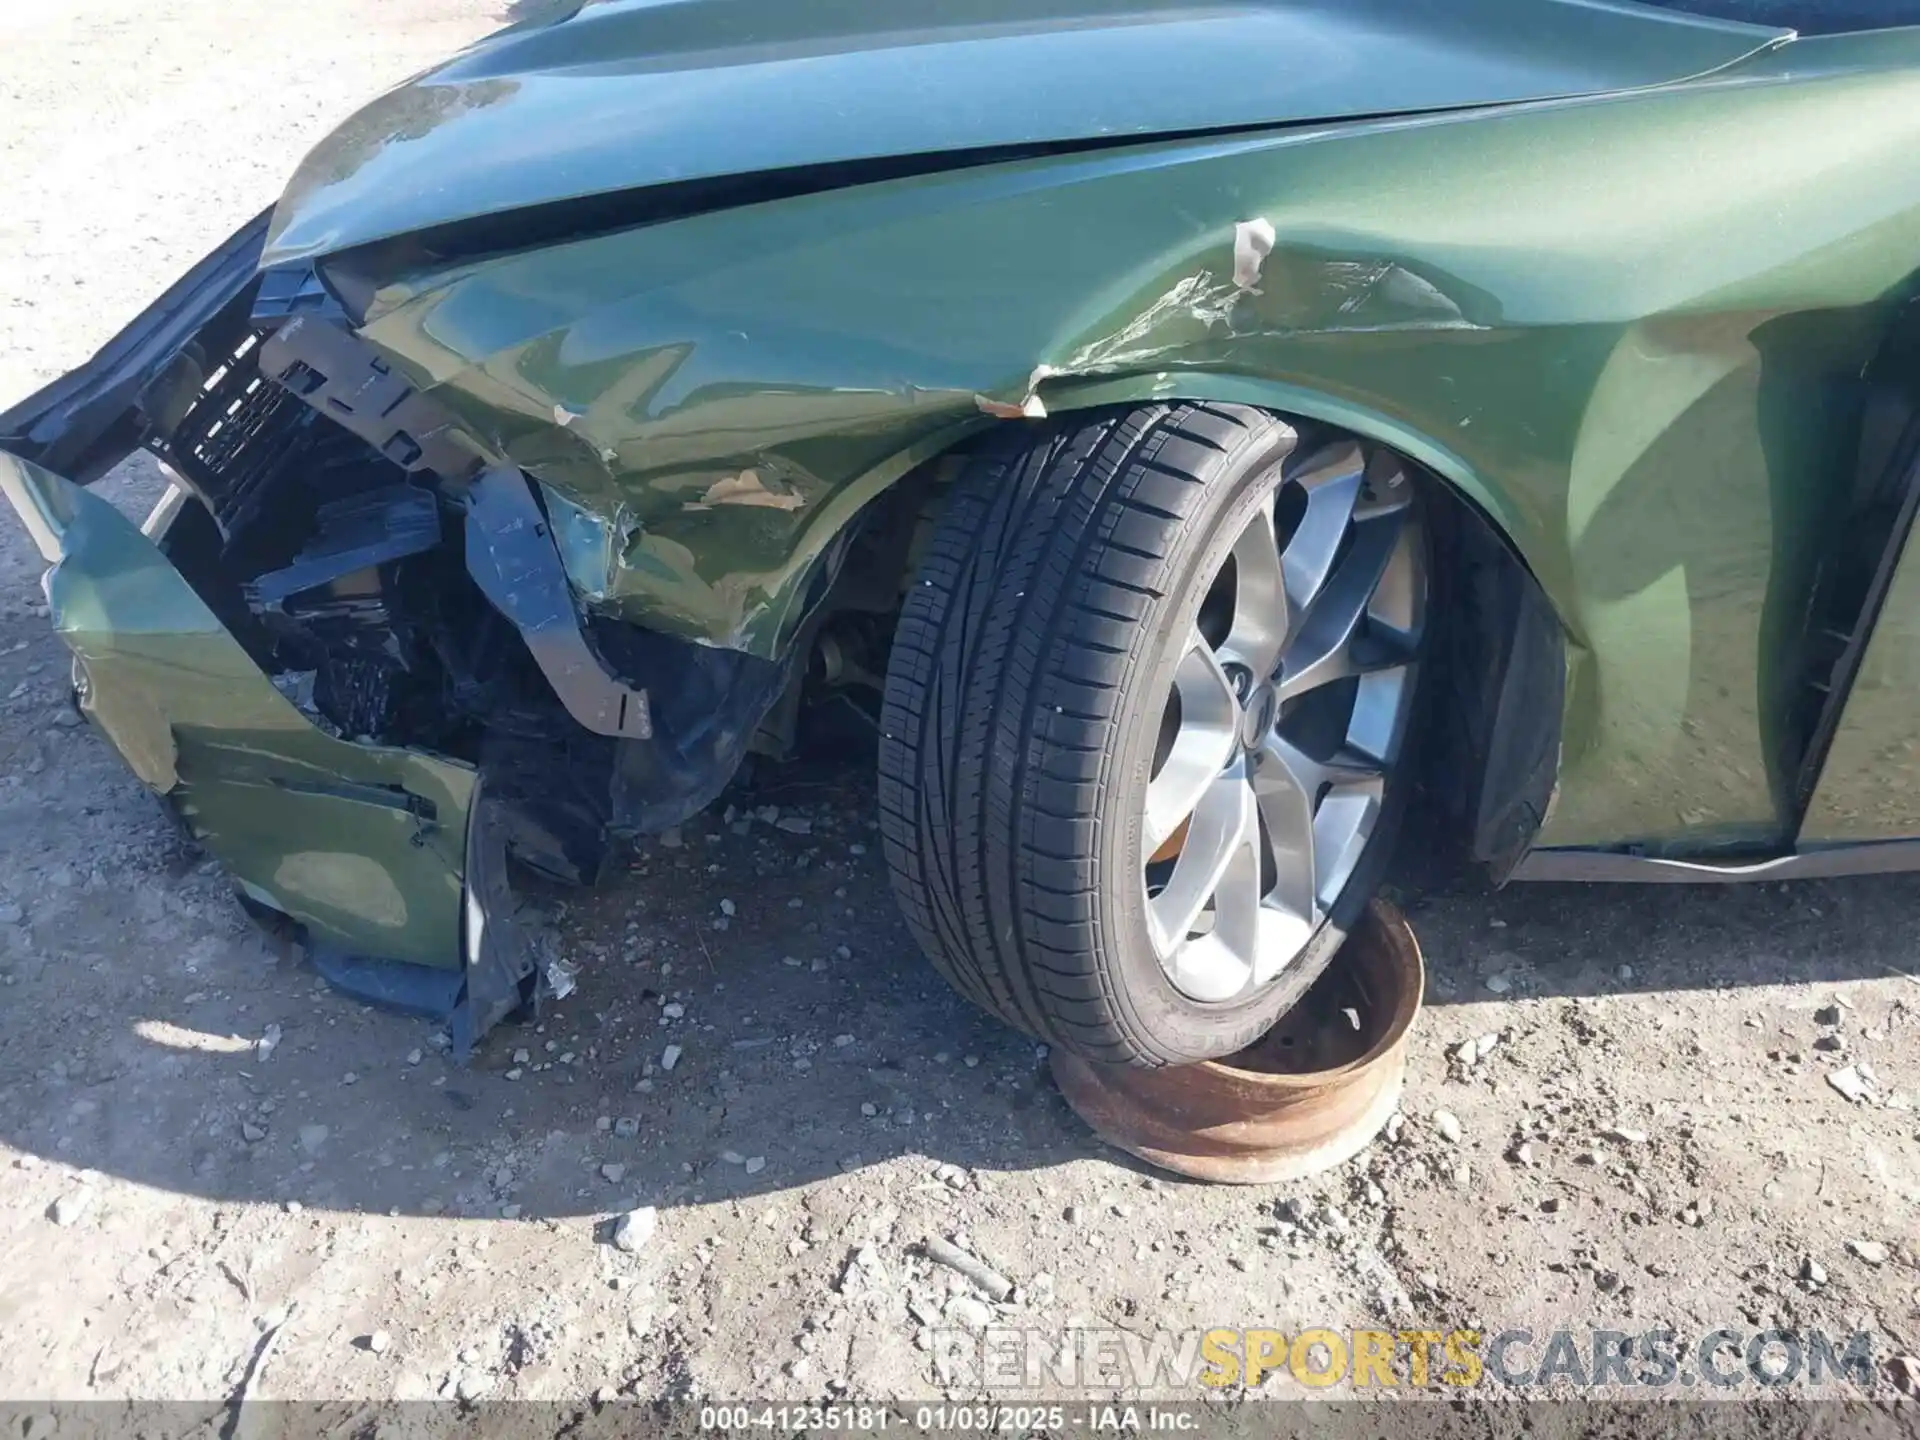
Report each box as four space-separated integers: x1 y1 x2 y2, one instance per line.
263 0 1788 267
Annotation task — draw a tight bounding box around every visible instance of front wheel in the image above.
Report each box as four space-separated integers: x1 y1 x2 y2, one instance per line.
878 403 1427 1066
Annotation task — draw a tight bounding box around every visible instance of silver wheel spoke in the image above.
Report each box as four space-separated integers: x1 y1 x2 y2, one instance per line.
1366 497 1426 640
1356 450 1415 521
1312 782 1384 910
1217 491 1288 681
1277 510 1408 703
1281 441 1364 619
1140 439 1425 1004
1347 664 1416 766
1143 634 1240 852
1263 730 1378 797
1208 832 1265 982
1249 731 1318 932
1149 761 1258 959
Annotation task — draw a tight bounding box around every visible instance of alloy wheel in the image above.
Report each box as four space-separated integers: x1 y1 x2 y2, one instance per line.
1142 441 1425 1003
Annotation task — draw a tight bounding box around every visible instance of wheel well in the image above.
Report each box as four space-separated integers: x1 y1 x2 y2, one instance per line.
804 412 1565 884
1416 472 1565 883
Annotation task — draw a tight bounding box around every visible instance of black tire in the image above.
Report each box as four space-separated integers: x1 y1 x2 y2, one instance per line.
878 402 1423 1066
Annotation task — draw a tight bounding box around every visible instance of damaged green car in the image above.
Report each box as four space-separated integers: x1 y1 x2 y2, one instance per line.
8 0 1920 1065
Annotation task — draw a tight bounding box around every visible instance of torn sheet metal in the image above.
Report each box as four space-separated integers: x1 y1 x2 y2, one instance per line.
352 124 1523 659
293 787 545 1058
690 468 807 511
257 312 486 481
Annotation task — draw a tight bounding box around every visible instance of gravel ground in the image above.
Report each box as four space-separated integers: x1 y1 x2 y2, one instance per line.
1 0 1918 1417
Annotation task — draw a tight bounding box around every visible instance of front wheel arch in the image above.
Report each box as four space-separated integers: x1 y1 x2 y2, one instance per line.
874 400 1562 1063
1029 376 1569 887
853 384 1567 896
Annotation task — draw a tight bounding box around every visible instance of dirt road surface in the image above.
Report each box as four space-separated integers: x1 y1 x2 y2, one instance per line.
1 0 1917 1418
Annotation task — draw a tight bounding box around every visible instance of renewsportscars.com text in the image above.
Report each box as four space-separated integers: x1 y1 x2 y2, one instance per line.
928 1325 1879 1392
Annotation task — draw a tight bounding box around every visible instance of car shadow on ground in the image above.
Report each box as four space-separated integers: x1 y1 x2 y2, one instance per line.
8 748 1917 1223
498 0 577 23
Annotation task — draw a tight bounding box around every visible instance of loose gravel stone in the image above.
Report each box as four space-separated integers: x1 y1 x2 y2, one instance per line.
455 1371 492 1403
945 1295 992 1331
1889 1356 1920 1398
1846 1239 1889 1266
612 1207 658 1254
1827 1066 1875 1103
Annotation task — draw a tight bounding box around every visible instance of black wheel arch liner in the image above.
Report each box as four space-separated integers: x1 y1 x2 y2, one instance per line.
1411 470 1565 885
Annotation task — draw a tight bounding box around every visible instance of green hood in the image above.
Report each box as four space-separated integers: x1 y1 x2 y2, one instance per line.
263 0 1786 266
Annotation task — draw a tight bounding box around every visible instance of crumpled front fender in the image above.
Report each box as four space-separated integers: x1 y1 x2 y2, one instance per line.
1 454 476 972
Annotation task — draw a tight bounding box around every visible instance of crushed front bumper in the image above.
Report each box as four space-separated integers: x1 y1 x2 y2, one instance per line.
2 456 537 1052
0 212 539 1053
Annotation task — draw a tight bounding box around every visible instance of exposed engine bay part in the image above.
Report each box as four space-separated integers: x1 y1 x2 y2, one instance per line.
183 311 777 876
463 467 652 740
159 315 777 880
253 306 655 742
257 311 485 481
0 230 799 1049
245 484 441 613
0 451 478 970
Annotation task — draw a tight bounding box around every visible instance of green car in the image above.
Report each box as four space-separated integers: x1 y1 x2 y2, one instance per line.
6 0 1920 1065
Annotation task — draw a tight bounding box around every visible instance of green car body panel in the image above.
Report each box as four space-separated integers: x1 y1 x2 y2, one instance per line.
0 456 475 967
261 0 1788 268
6 0 1920 1003
345 22 1920 855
